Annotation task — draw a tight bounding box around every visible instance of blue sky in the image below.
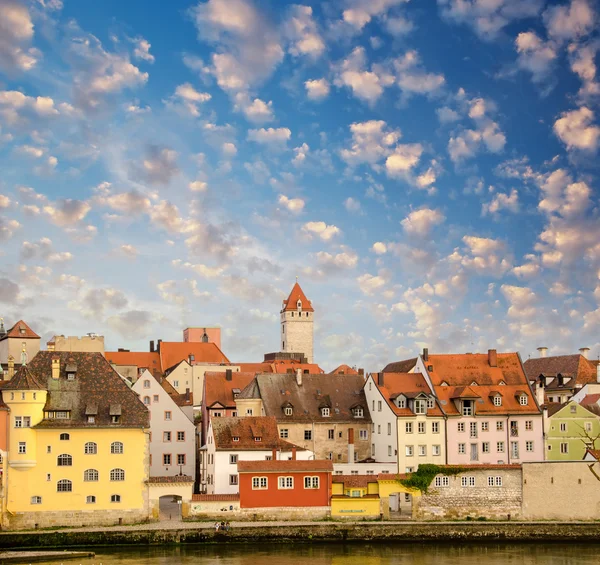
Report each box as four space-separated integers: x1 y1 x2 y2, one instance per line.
0 0 599 371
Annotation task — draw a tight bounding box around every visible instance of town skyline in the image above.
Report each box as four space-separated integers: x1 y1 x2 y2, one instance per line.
1 0 599 371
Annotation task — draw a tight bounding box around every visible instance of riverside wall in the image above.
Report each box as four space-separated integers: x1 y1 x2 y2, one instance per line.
2 522 600 548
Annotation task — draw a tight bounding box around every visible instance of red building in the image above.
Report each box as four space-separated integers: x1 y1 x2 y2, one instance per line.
237 459 333 508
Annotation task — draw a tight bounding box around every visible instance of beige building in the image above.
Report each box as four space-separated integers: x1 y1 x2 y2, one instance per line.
0 320 40 379
47 335 105 353
280 282 314 364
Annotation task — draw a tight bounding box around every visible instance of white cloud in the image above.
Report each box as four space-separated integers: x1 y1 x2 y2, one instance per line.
334 47 392 103
515 31 557 84
43 199 91 227
247 127 291 147
384 15 414 36
342 0 410 30
340 120 401 167
357 271 389 295
0 195 10 209
553 106 600 151
164 83 211 116
0 0 39 73
0 216 20 242
393 51 445 97
569 43 600 101
436 106 460 123
292 143 309 166
305 78 330 101
284 5 325 58
302 221 341 241
234 93 274 123
482 188 519 215
119 244 138 258
385 144 423 176
189 180 208 192
513 262 540 279
278 194 305 214
315 249 358 270
132 37 155 63
372 242 387 254
401 208 445 236
344 197 362 213
543 0 596 43
134 145 179 185
501 284 538 319
453 235 513 276
222 142 237 157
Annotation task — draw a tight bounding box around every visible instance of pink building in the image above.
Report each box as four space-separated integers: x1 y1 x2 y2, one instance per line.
183 327 221 350
415 349 544 465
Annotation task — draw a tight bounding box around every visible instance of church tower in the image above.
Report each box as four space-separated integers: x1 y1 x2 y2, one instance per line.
280 282 314 364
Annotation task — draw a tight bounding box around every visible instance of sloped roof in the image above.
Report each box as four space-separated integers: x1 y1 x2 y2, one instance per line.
158 373 193 406
329 364 359 375
160 342 230 371
374 373 444 417
255 373 371 423
524 354 598 387
210 416 303 451
237 459 332 473
332 474 377 488
25 351 149 429
0 320 40 341
581 394 600 405
382 358 418 373
3 365 46 390
236 360 324 374
281 282 314 312
585 449 600 461
204 371 257 409
105 351 161 372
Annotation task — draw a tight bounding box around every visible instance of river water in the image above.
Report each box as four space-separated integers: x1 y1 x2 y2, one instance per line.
51 544 600 565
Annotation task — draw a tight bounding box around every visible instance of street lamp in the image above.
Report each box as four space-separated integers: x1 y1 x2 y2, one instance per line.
177 498 183 520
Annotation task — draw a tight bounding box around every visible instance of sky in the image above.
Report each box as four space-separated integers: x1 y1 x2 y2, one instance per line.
0 0 599 372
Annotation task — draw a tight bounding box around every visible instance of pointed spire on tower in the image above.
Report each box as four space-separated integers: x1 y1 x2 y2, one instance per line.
281 281 314 312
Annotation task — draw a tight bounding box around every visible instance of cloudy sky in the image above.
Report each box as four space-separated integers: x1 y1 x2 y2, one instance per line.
0 0 599 371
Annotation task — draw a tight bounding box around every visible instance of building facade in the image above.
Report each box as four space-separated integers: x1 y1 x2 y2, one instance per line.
545 401 600 460
280 282 314 364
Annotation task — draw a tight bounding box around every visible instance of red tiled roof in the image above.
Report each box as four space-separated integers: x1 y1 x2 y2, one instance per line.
236 363 274 373
204 371 256 409
158 374 193 406
160 342 229 371
237 459 333 473
236 360 324 374
585 449 600 461
281 282 314 312
192 494 239 501
329 364 359 375
1 320 40 341
375 373 444 417
106 351 161 371
581 394 600 405
210 416 303 451
524 354 598 387
3 365 45 390
332 474 377 488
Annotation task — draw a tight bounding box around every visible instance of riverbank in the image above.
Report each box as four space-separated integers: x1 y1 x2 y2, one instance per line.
0 551 95 563
1 521 600 548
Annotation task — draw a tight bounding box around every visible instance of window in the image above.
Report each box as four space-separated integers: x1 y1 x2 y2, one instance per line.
388 423 392 435
164 411 172 421
177 431 185 441
14 416 22 428
482 442 490 453
111 494 121 503
31 496 42 504
496 421 504 432
110 468 125 481
378 401 382 412
560 442 568 454
278 476 294 489
414 400 426 414
398 398 406 409
560 423 567 432
163 432 172 442
585 422 593 432
153 395 159 402
519 395 528 406
284 407 293 416
526 441 534 452
87 416 95 424
497 441 505 453
525 420 533 431
405 467 414 473
418 445 427 456
327 429 335 440
86 495 96 504
252 477 268 489
321 407 330 417
406 422 413 433
60 433 70 441
254 436 262 443
511 442 519 459
57 454 72 466
229 474 238 485
173 380 179 388
427 398 435 409
84 469 99 482
18 442 26 454
230 454 238 464
304 476 319 489
84 442 97 454
304 430 312 440
418 422 425 434
143 396 150 405
458 443 466 455
111 441 124 454
178 454 187 465
143 380 150 388
458 422 465 433
46 473 51 481
56 412 70 420
493 395 502 407
462 400 474 416
482 421 489 432
406 445 414 457
47 446 51 453
280 429 289 439
470 422 478 438
163 454 172 465
435 476 449 487
359 429 368 440
432 422 439 434
388 445 392 456
488 476 503 487
372 443 375 457
461 476 475 487
232 436 239 442
433 445 441 456
378 425 381 435
57 479 72 492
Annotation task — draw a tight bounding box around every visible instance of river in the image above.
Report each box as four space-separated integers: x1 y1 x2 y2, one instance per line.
46 543 600 565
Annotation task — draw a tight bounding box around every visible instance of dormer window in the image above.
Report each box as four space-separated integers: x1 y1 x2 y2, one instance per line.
470 381 478 386
284 405 293 416
440 381 448 387
67 373 75 381
254 436 262 442
232 388 241 398
398 398 406 409
297 300 302 310
20 327 25 335
353 407 364 418
427 398 435 409
414 400 426 414
321 407 330 417
232 436 240 442
499 380 506 386
493 395 502 407
519 395 528 406
462 400 474 416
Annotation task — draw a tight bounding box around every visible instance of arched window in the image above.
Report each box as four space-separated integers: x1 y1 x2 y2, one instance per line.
143 380 150 389
57 454 72 466
84 469 99 482
110 468 125 481
284 406 292 416
111 494 121 503
84 442 97 454
86 495 96 504
59 433 70 441
57 479 72 492
143 396 150 405
111 441 124 454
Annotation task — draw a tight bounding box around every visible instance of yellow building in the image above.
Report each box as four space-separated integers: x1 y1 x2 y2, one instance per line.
1 352 150 529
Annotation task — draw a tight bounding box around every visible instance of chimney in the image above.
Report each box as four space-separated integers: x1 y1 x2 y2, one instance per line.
358 368 364 377
488 349 497 368
291 447 297 460
296 368 302 386
149 340 155 353
7 356 14 380
272 448 277 461
537 347 548 358
423 348 429 362
225 369 232 381
579 347 590 359
157 339 162 353
51 356 60 380
348 428 355 463
377 372 384 386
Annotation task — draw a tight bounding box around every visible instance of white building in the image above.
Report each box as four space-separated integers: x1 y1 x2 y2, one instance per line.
203 416 312 494
363 373 399 465
132 370 196 478
280 282 314 364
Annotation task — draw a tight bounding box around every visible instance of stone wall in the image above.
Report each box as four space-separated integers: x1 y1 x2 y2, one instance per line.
6 508 152 530
415 468 522 520
188 505 329 521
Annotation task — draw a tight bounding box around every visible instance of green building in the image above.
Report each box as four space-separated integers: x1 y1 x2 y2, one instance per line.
545 401 600 460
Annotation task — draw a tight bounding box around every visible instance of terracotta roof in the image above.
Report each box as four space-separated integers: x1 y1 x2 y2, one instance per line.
159 375 193 406
374 373 444 417
382 358 418 373
332 474 377 488
3 365 46 390
146 475 194 484
254 373 372 423
237 459 333 473
585 449 600 461
25 351 150 429
545 402 565 417
204 371 257 409
236 363 273 373
0 320 40 341
105 351 161 372
281 282 314 312
192 493 240 501
235 360 324 374
329 364 359 375
524 354 598 387
160 342 229 371
537 374 577 391
210 416 304 451
581 394 600 405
